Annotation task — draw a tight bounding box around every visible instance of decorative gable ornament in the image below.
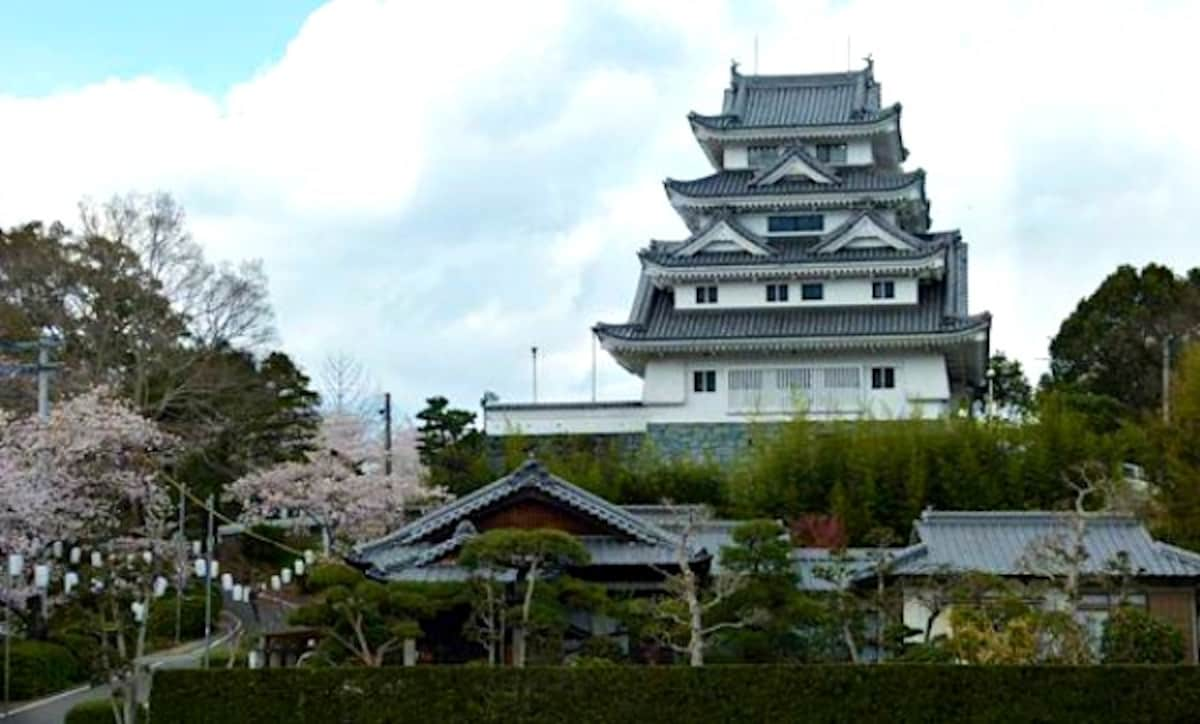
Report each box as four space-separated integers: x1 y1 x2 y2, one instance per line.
749 147 839 187
674 214 775 257
812 210 924 254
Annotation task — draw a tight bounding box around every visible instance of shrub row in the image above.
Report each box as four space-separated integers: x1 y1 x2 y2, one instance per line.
5 640 87 700
152 665 1200 723
65 699 146 724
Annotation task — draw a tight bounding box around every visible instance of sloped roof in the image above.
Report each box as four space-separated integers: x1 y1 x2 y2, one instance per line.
350 460 707 581
596 283 989 344
892 511 1200 578
810 209 929 254
673 212 776 257
690 65 893 129
666 168 922 201
749 146 839 186
640 227 957 269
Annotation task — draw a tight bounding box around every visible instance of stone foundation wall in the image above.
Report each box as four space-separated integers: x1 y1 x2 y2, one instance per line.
486 423 782 467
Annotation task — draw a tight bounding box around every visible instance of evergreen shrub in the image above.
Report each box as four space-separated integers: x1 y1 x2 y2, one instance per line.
151 665 1200 723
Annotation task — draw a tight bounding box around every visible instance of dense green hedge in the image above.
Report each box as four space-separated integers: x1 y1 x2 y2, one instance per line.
6 640 87 700
64 699 145 724
152 665 1200 723
146 591 224 641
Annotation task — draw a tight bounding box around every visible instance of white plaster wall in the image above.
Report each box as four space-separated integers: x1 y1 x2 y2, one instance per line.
846 139 874 165
643 358 686 403
723 145 748 169
484 404 650 435
646 351 951 422
721 140 873 170
675 277 919 310
734 210 899 237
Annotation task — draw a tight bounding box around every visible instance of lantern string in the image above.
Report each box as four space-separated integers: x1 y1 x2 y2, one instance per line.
159 472 307 557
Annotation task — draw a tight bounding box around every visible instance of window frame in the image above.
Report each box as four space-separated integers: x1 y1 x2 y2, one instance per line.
693 369 717 393
766 283 790 303
815 143 848 164
871 366 897 390
872 280 896 300
695 285 718 304
801 283 824 301
767 214 824 234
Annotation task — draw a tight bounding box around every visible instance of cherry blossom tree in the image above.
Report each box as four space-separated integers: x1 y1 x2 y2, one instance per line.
0 388 179 723
229 413 442 555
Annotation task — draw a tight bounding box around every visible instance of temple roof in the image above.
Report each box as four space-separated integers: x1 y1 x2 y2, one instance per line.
595 283 989 346
666 168 923 201
349 460 735 582
690 64 893 130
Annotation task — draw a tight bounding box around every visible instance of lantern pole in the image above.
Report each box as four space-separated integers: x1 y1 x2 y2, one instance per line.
4 563 11 717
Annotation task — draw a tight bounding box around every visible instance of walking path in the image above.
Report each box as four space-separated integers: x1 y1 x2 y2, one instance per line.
1 611 242 724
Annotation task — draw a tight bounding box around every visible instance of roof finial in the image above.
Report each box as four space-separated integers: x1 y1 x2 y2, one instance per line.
730 58 740 80
863 53 874 74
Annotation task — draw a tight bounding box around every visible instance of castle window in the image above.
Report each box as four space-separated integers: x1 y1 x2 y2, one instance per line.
815 143 848 164
767 214 824 233
747 146 780 167
766 283 789 302
695 285 718 304
871 367 896 390
801 283 824 301
693 370 717 393
872 280 896 299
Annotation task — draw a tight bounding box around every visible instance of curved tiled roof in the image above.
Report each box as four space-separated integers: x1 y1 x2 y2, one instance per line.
690 65 894 129
666 169 922 199
597 283 988 343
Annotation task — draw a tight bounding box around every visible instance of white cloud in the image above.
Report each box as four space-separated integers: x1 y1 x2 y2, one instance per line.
2 0 1199 413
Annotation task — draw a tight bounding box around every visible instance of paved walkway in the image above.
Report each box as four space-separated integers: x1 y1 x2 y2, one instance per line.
1 612 242 724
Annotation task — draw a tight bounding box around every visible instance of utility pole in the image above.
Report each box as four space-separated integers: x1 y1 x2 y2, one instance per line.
591 332 598 403
531 346 539 403
175 491 186 644
202 494 215 669
1163 334 1173 424
380 392 393 476
36 340 50 421
0 336 60 419
4 559 11 718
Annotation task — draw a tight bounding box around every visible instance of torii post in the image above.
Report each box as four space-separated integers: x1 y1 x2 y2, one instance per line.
0 335 62 419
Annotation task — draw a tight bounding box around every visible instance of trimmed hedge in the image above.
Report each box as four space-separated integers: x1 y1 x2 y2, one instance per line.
152 665 1200 723
147 591 225 641
65 699 145 724
6 640 87 700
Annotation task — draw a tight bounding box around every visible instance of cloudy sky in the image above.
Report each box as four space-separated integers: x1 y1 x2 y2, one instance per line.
2 0 1198 418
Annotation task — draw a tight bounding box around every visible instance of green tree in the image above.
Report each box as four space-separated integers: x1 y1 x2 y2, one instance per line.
459 529 590 667
416 396 490 494
290 580 465 667
1047 263 1200 417
1159 342 1200 549
1101 605 1185 664
987 351 1033 416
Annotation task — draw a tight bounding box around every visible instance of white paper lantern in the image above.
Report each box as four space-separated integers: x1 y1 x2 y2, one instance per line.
221 573 234 591
304 550 316 565
7 554 24 578
90 551 103 568
153 576 169 598
194 559 207 578
34 564 50 589
209 561 220 578
270 575 281 591
233 584 244 602
281 568 293 585
191 541 202 556
64 571 79 594
293 560 306 577
69 547 82 564
142 550 153 565
92 580 105 593
248 650 262 669
131 601 146 622
51 541 64 559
